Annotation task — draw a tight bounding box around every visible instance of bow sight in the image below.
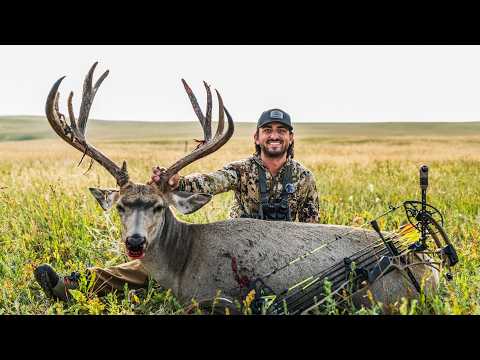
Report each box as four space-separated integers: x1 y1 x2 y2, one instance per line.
248 165 459 315
370 165 458 273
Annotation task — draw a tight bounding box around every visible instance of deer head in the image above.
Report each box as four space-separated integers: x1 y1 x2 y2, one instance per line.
46 62 234 259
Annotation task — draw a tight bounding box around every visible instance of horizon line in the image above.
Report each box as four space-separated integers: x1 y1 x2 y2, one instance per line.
1 115 480 124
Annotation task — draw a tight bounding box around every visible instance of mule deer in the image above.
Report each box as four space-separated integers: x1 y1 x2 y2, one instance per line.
45 63 439 313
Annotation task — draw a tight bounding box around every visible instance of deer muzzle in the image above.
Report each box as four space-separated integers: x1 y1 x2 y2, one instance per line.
125 234 147 259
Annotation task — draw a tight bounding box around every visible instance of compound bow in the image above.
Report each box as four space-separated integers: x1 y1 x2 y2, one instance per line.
246 165 458 315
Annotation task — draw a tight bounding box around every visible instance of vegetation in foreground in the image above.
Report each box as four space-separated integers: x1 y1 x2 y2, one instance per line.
0 119 479 314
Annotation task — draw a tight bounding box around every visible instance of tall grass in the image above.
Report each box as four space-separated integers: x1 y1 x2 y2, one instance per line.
0 124 479 314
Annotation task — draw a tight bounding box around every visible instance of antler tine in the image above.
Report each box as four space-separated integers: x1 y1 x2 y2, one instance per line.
45 64 129 187
214 89 224 139
77 62 96 136
93 68 110 94
203 81 212 142
160 86 234 187
67 91 79 141
77 62 109 137
46 77 68 140
182 79 209 140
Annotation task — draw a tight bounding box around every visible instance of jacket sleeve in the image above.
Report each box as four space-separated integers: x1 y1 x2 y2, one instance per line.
176 162 240 195
297 172 320 223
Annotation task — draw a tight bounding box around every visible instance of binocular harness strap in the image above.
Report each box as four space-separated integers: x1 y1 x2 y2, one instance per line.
256 162 292 221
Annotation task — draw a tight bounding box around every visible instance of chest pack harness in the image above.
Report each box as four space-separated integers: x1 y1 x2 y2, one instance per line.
241 162 293 221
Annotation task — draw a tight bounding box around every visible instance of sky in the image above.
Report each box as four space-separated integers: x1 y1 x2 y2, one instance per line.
1 45 480 123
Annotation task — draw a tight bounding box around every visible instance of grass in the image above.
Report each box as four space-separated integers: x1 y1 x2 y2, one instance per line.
0 118 479 314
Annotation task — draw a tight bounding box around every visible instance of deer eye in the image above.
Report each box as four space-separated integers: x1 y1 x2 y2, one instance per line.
153 205 163 213
116 204 125 214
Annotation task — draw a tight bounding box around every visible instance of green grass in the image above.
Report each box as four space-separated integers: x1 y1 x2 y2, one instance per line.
0 118 479 315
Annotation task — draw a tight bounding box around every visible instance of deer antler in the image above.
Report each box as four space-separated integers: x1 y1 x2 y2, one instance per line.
158 79 234 189
45 62 129 187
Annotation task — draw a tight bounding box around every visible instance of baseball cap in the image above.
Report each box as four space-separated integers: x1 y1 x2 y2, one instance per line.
257 108 293 130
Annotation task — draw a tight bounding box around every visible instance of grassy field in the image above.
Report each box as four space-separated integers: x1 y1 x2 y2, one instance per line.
0 117 479 315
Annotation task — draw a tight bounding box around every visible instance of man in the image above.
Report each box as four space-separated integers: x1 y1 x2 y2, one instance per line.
34 108 320 301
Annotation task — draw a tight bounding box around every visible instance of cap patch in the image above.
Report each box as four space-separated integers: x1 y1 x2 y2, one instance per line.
270 110 284 119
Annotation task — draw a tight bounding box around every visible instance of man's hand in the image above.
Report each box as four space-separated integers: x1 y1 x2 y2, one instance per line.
149 166 180 190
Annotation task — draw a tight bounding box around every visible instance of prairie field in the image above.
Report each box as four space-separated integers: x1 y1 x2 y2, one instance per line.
0 117 479 315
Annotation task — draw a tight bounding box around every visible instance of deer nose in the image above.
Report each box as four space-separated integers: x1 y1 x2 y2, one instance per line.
126 234 146 248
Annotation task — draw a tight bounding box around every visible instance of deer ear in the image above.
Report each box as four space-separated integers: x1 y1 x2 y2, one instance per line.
168 191 212 214
89 188 120 211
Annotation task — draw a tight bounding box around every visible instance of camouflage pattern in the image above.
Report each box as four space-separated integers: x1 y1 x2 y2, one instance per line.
177 155 320 223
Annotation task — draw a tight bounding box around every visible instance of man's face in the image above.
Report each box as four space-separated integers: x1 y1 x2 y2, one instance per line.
255 122 293 158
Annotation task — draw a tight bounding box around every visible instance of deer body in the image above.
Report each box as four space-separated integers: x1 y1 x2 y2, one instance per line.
140 210 439 306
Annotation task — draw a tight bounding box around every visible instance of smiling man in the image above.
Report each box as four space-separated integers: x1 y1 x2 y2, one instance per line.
154 108 320 222
34 108 320 302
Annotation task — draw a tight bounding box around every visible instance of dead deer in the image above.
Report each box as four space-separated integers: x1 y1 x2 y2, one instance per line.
45 62 439 313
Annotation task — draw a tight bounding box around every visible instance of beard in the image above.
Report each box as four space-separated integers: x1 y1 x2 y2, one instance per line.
259 140 289 158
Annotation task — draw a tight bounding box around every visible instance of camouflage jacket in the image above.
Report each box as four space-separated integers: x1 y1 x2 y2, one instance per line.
177 155 319 223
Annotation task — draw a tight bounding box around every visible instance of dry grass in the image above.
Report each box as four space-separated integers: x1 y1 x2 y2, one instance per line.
0 120 479 314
